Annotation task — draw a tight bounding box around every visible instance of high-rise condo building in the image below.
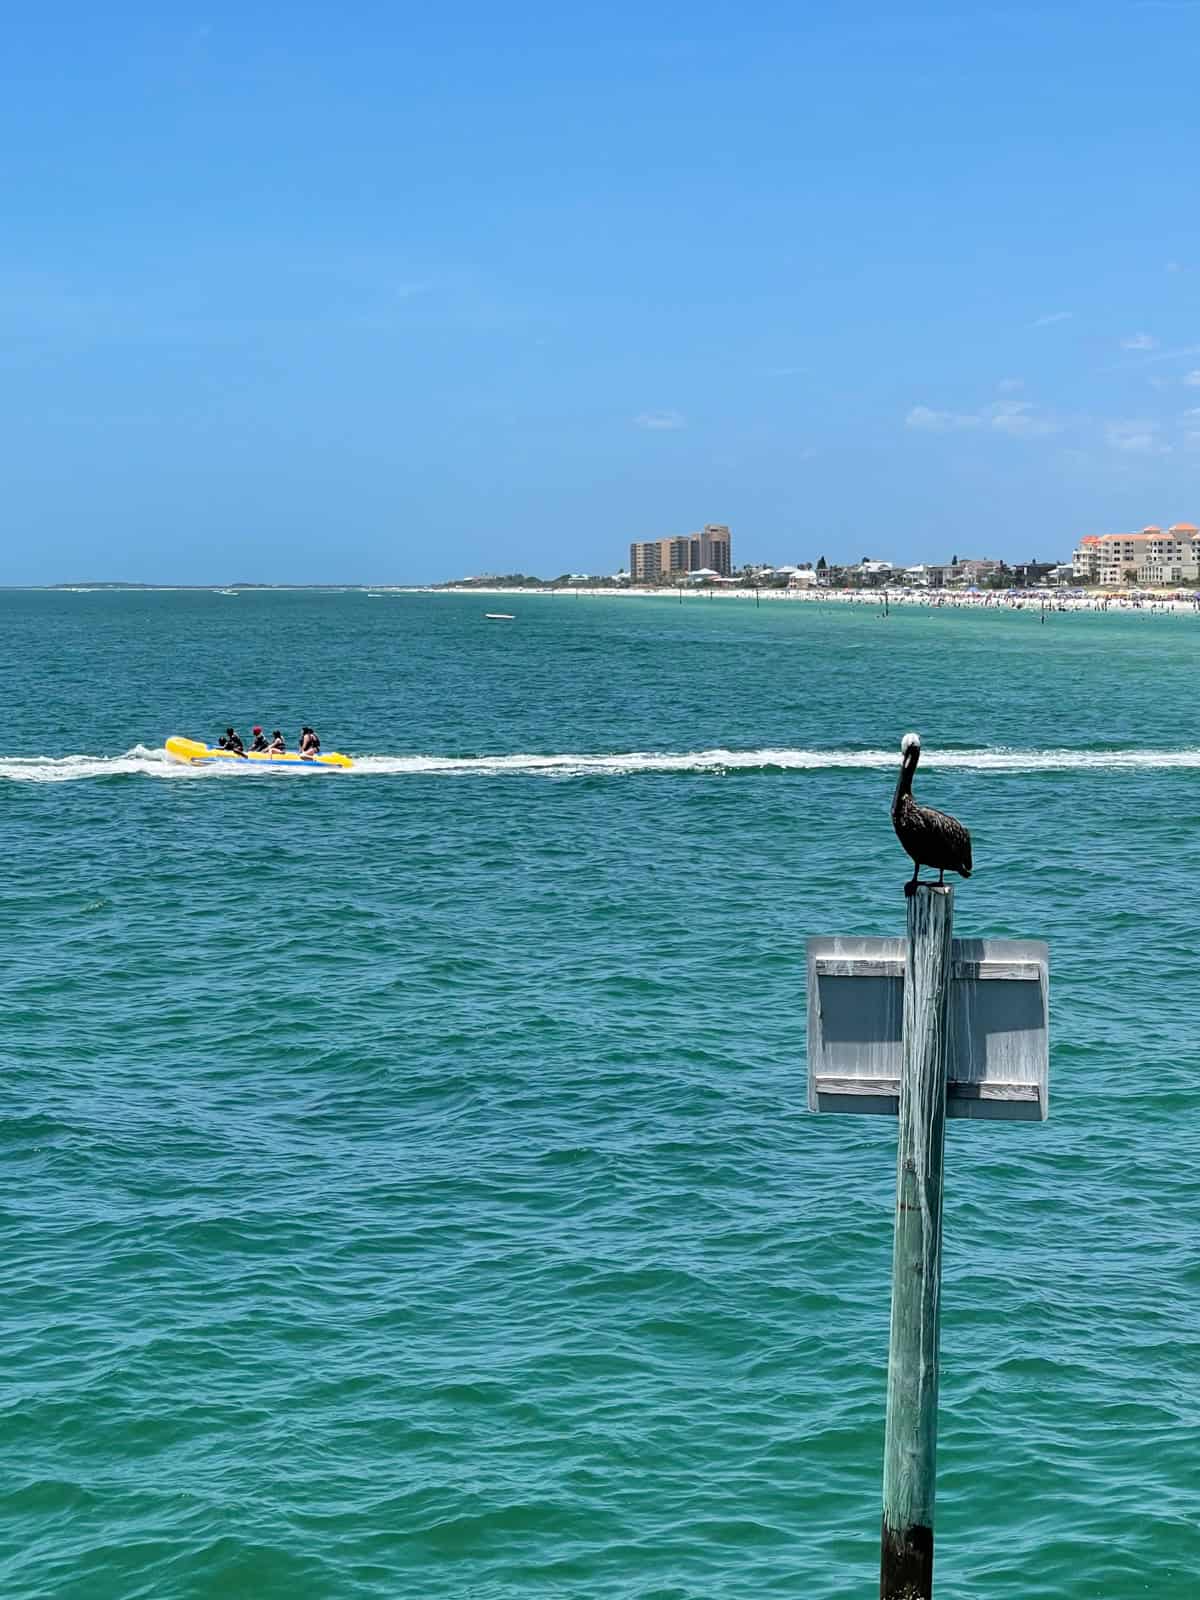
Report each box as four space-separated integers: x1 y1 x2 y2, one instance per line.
690 524 732 576
629 524 732 581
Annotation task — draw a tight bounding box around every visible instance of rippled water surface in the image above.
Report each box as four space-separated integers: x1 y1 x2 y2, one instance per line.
3 590 1198 1598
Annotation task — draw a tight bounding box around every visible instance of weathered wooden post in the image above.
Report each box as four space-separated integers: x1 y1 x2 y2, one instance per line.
880 884 952 1597
807 907 1048 1598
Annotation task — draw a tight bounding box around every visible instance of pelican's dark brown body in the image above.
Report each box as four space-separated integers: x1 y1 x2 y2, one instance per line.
891 734 972 893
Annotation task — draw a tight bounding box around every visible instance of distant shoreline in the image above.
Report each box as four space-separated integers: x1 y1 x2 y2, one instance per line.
9 583 1200 614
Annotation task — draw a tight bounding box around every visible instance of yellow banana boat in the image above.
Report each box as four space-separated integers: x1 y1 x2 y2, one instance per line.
165 737 353 769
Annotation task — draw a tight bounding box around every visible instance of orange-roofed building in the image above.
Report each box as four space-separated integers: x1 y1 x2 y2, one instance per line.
1073 524 1200 585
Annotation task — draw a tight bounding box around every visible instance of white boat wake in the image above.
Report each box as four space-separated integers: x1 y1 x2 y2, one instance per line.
3 743 1200 783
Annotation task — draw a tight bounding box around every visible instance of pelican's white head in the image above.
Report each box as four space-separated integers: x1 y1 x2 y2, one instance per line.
900 731 921 758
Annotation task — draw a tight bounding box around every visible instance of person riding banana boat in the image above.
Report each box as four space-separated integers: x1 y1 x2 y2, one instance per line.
165 725 350 769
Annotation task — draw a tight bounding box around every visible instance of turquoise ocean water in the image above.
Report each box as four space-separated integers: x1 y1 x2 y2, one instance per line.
3 590 1197 1598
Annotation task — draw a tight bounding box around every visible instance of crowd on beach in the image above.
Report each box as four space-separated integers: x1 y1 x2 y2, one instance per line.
780 588 1200 614
435 583 1200 615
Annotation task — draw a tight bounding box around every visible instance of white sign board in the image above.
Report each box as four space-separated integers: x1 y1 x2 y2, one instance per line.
807 936 1049 1121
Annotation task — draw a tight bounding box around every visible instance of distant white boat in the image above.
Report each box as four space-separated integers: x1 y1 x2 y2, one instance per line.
485 612 515 620
215 588 238 596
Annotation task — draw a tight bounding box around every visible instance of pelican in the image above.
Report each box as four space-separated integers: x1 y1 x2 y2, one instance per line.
891 732 972 896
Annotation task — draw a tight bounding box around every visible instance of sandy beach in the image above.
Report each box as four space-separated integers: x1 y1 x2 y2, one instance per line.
419 584 1200 615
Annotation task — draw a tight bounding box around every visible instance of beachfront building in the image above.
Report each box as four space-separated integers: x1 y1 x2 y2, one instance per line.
629 524 733 582
690 524 732 576
629 540 661 582
629 537 684 581
837 563 888 587
1072 540 1099 583
1011 561 1062 588
957 558 1003 585
924 558 1002 588
854 560 895 586
1073 525 1200 585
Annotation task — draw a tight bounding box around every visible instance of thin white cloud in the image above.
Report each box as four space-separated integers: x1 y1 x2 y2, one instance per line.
1151 343 1199 363
634 409 686 431
1121 333 1158 350
1183 406 1200 418
1112 342 1200 370
1101 341 1200 376
906 399 1059 437
1030 311 1073 328
1166 260 1183 273
1106 419 1170 456
1184 370 1200 386
988 400 1061 438
905 405 980 432
997 377 1024 393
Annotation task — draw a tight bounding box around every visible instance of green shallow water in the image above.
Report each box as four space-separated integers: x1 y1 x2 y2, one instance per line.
2 590 1198 1597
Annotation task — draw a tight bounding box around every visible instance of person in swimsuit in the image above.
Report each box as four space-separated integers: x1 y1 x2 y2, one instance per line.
249 726 269 752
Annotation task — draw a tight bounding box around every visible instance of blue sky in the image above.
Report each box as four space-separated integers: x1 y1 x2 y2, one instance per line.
5 2 1200 582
